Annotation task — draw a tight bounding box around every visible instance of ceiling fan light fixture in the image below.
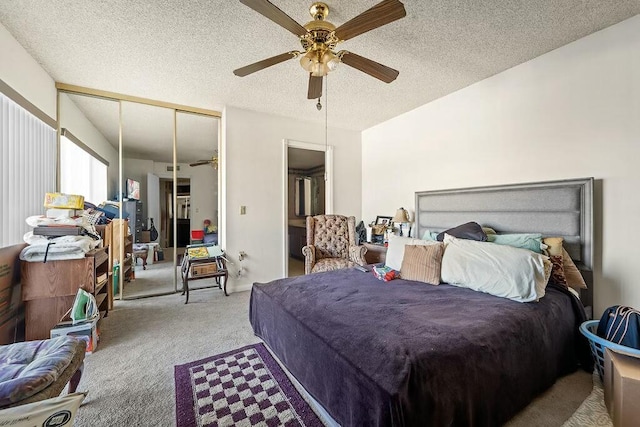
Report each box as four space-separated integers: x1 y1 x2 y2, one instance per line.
234 0 406 98
322 50 340 71
299 50 317 72
311 61 329 77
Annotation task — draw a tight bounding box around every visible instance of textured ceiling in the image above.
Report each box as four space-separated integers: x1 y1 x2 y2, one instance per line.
1 0 639 139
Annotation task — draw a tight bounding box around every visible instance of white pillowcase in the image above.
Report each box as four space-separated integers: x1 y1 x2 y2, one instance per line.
441 235 549 303
385 234 439 271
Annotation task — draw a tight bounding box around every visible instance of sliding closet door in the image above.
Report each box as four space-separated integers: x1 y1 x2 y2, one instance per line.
120 102 176 299
176 111 220 246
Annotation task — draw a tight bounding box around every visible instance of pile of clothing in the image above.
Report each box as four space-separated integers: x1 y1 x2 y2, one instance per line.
20 193 103 262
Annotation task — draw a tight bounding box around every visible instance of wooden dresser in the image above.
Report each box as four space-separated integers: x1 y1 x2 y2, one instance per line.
21 247 110 340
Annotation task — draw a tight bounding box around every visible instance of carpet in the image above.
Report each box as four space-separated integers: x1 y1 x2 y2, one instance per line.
562 372 613 427
174 343 323 427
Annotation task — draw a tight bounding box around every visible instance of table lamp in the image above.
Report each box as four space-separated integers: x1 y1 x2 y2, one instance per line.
393 207 410 237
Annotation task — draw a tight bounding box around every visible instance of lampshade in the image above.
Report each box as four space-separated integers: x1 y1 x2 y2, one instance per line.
393 207 410 223
299 51 317 72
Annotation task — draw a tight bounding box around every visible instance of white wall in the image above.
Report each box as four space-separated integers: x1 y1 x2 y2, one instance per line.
124 159 217 231
222 106 362 291
362 16 640 316
0 23 56 118
1 23 118 197
152 161 218 231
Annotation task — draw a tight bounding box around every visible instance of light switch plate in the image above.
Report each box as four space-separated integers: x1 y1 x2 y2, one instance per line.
240 206 246 215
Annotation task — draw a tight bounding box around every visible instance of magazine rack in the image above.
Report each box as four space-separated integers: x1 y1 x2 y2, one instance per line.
180 244 228 303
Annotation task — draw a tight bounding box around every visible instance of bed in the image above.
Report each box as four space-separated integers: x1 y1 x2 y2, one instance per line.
250 178 594 426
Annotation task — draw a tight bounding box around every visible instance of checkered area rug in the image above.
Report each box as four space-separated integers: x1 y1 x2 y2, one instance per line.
175 343 323 427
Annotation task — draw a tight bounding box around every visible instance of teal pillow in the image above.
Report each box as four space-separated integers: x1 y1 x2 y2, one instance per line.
421 230 439 241
487 233 543 253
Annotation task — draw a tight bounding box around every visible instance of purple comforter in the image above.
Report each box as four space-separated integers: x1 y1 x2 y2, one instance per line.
250 268 588 426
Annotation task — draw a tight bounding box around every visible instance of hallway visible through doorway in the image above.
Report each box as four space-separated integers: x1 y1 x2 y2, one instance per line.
286 147 325 277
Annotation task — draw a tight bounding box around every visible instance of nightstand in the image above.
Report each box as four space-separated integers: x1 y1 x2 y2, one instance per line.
363 242 387 264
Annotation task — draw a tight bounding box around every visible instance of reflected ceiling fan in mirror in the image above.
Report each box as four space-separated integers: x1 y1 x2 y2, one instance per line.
190 151 219 169
233 0 406 99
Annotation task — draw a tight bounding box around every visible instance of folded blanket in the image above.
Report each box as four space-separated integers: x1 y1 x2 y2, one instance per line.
20 234 100 262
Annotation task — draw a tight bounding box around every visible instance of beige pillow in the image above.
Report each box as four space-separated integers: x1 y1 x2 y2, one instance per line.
400 244 445 285
543 237 564 256
482 227 497 235
385 234 439 271
562 248 587 290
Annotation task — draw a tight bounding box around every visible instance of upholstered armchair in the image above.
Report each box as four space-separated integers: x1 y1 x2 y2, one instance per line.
302 215 367 274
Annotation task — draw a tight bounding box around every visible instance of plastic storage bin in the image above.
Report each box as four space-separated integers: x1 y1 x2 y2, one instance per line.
580 320 640 380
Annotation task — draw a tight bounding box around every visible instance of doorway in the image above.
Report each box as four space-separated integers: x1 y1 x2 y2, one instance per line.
283 140 333 278
158 178 191 248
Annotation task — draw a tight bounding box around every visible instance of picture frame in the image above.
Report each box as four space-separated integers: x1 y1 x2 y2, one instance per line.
375 216 393 226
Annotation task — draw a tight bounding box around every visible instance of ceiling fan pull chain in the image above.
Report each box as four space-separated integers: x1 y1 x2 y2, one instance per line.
324 74 328 183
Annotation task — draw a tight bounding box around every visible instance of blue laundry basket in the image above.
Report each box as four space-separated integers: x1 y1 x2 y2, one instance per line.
579 320 640 380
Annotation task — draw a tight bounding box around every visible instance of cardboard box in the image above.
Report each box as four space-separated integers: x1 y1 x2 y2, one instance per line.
43 193 85 209
0 244 24 344
604 348 640 427
51 316 99 354
191 262 218 276
0 246 21 308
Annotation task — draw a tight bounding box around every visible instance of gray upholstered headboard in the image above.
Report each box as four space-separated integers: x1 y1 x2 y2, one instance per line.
415 178 594 312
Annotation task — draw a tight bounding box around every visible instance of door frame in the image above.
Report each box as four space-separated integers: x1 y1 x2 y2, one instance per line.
282 139 334 277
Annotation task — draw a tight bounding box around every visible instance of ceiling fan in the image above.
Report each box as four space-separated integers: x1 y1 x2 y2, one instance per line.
233 0 406 99
189 152 218 169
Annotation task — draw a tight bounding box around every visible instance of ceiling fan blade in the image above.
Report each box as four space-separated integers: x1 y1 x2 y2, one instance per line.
307 75 323 100
239 0 308 37
233 52 297 77
340 51 399 83
334 0 406 41
189 160 211 167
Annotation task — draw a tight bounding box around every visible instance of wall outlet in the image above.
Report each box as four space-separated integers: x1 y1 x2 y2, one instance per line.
240 205 246 215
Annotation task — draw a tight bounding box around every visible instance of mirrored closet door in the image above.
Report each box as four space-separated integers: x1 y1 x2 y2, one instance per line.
57 84 221 301
119 101 175 299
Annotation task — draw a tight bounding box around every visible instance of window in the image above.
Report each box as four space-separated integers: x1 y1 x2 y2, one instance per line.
59 131 108 205
0 92 56 247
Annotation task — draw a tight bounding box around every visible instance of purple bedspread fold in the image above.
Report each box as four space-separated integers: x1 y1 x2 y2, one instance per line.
250 268 586 427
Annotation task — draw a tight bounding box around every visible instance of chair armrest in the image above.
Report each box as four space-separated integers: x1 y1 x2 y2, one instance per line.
302 245 316 275
349 245 367 266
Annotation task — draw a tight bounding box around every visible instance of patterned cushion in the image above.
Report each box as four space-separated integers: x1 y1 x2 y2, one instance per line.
0 336 82 407
548 255 568 288
311 258 353 273
309 215 352 260
400 244 445 285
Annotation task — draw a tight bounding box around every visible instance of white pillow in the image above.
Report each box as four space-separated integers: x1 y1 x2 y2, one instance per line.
385 234 439 271
441 235 549 303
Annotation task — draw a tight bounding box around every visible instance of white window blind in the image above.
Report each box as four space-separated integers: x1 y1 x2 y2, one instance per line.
60 135 107 205
0 92 56 247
